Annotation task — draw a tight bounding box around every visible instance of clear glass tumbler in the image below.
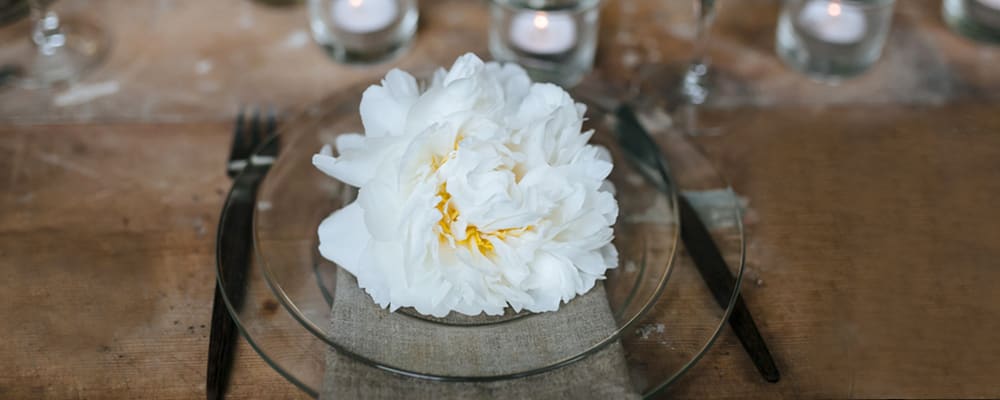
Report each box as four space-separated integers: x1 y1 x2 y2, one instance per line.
489 0 601 87
0 0 109 88
308 0 419 64
776 0 895 83
943 0 1000 44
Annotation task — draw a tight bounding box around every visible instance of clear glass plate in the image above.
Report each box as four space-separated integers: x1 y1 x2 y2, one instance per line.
218 83 745 397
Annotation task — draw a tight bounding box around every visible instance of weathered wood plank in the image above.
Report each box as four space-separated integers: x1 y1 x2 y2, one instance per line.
2 104 999 398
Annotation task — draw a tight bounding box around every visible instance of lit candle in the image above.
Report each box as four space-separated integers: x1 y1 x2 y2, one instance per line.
331 0 398 34
509 11 577 55
798 0 867 45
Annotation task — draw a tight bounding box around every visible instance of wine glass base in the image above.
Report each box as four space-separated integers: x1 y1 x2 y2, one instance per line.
681 62 711 106
630 62 716 136
0 16 109 89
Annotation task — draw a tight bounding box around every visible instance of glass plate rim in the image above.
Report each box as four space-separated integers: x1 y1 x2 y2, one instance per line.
216 86 747 395
250 126 683 380
217 143 746 397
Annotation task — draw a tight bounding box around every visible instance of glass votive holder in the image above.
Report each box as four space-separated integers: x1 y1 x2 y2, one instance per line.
775 0 895 83
308 0 419 64
489 0 601 88
943 0 1000 44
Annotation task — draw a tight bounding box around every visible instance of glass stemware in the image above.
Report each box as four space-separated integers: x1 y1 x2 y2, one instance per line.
626 0 717 136
680 0 716 107
0 0 109 88
676 0 717 137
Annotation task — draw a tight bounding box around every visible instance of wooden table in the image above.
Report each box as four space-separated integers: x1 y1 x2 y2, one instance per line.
2 0 999 398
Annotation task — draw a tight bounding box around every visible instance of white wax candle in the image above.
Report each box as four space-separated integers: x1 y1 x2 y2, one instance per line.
509 11 577 55
331 0 398 34
798 0 867 44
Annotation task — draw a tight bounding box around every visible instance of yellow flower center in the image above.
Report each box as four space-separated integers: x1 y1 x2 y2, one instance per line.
432 134 529 255
435 185 529 255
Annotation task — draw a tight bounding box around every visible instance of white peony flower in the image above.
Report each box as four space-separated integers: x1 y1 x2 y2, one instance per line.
313 53 619 317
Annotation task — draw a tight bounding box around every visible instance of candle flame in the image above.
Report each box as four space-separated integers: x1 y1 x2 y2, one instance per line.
533 12 550 30
827 1 842 17
349 0 362 8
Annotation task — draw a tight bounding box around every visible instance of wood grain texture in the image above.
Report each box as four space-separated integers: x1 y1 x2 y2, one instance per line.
2 0 1000 399
4 107 999 399
692 105 1000 399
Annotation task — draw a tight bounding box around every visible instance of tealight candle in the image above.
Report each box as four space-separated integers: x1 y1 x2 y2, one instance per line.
489 0 600 87
509 11 577 55
331 0 398 34
776 0 894 81
798 0 867 44
308 0 417 64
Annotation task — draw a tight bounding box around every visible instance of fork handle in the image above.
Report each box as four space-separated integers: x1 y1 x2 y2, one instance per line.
206 168 267 400
206 285 239 400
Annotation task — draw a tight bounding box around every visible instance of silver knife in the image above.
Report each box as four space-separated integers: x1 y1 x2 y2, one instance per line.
574 84 780 383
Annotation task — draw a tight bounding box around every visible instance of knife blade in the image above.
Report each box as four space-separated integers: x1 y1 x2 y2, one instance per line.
610 103 781 383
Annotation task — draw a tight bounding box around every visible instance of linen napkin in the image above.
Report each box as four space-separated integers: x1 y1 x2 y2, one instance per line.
321 267 640 399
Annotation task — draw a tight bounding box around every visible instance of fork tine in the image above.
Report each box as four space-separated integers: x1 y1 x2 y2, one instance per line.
258 106 279 158
266 106 277 137
248 107 262 151
227 107 248 178
232 107 246 156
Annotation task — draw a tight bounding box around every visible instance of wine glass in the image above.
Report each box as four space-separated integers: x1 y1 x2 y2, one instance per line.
680 0 716 107
0 0 109 88
627 0 717 136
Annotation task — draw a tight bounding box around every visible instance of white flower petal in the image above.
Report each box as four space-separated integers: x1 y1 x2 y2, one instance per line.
443 53 485 86
314 53 619 317
318 201 369 276
335 133 365 151
360 69 419 138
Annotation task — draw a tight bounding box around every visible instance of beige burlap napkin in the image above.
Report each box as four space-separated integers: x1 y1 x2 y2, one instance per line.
321 268 639 399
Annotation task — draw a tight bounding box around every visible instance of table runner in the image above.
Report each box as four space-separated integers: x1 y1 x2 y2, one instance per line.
322 267 640 399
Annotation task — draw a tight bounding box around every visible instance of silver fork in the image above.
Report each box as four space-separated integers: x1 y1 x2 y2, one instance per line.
207 107 279 400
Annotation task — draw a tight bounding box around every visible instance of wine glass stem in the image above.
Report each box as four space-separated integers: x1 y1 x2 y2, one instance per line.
683 0 715 105
29 0 67 56
692 0 714 67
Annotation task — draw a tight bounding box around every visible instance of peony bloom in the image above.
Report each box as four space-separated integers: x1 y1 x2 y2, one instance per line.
313 53 618 317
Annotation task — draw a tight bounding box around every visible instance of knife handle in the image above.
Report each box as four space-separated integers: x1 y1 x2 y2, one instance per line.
678 196 780 383
607 100 781 383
